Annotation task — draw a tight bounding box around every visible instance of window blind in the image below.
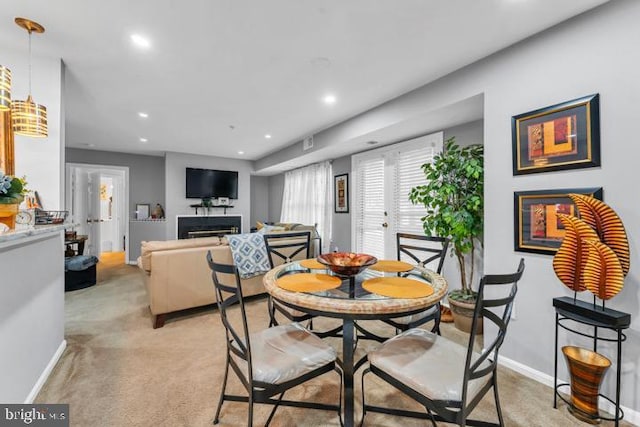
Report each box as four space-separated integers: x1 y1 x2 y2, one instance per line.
393 144 438 236
354 156 385 259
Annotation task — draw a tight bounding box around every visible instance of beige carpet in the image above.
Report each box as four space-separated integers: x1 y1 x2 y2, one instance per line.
37 262 629 426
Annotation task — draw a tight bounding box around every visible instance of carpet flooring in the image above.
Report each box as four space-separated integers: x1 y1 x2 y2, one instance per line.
36 260 629 426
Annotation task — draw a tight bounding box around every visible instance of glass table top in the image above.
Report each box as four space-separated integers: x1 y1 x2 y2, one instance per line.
275 260 435 301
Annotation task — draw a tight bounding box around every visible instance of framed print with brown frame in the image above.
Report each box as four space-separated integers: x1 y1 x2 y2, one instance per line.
512 94 600 175
514 187 603 255
0 111 15 175
334 173 349 213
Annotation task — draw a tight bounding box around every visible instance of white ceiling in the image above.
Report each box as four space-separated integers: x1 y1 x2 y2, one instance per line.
0 0 608 162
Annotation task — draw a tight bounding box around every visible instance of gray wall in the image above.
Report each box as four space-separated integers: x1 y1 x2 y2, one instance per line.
268 173 285 222
129 221 167 261
254 1 640 412
66 148 166 215
444 119 483 147
164 152 253 238
331 155 353 252
250 175 270 226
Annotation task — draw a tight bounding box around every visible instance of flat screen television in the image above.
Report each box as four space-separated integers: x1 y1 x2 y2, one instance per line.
186 168 238 199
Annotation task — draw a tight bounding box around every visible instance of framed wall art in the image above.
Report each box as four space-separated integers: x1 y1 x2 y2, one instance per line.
514 187 603 255
334 173 349 213
0 111 15 175
512 94 600 175
136 203 150 220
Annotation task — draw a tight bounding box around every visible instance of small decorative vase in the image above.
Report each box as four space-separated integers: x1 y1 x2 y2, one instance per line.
562 346 611 424
152 203 165 219
0 203 19 230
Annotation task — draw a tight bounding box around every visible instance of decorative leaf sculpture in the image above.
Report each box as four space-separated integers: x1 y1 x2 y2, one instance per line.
582 239 625 300
552 214 599 292
569 194 630 276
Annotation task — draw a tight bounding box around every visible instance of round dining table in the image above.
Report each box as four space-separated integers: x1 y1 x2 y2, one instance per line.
263 260 448 427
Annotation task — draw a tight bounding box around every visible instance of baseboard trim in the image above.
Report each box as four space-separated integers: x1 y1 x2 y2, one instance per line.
24 340 67 404
126 260 137 266
497 354 640 424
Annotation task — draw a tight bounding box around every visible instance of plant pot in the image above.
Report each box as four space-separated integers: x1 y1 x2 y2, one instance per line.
0 203 19 230
448 295 483 334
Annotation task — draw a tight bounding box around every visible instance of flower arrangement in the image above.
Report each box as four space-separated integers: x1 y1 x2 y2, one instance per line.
0 170 28 204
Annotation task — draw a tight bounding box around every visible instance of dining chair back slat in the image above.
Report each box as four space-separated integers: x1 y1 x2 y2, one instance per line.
397 233 449 273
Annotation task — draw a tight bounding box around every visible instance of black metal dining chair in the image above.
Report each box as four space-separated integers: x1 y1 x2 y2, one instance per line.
361 258 525 427
263 231 317 327
206 251 342 427
383 233 450 335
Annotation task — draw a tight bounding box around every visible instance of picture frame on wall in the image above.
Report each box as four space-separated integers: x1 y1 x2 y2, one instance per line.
136 204 150 220
512 94 600 175
514 187 603 255
334 174 349 213
0 111 15 175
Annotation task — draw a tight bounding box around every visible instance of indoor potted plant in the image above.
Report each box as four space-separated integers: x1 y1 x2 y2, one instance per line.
409 137 483 332
0 170 27 230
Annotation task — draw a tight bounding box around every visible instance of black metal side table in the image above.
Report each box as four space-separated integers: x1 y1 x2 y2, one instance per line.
553 296 631 426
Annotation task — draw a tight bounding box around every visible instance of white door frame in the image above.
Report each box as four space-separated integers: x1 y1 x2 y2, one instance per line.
65 163 130 261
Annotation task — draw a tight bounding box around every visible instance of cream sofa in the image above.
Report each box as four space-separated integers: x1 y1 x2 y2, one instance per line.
137 227 317 328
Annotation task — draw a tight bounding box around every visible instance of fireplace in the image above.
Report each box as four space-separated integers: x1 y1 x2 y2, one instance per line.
176 215 242 239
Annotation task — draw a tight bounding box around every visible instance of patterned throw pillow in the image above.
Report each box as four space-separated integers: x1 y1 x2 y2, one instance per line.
226 233 272 279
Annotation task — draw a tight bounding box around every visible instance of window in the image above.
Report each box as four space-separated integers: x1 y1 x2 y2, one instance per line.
280 161 332 252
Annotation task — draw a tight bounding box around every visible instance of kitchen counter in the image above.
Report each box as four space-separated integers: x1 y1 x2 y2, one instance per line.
0 223 67 402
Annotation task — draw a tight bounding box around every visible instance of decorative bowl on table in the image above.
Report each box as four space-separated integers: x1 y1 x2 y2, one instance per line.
317 252 378 277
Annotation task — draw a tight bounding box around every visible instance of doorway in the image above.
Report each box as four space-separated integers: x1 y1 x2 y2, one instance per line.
65 163 130 263
351 132 443 260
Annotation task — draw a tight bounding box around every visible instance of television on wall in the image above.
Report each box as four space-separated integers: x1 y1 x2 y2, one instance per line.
186 168 238 199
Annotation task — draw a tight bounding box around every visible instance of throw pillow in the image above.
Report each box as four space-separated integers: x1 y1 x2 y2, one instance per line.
226 233 272 279
257 225 286 234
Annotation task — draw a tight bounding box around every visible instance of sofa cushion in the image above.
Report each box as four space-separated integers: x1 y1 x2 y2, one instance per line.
140 236 225 272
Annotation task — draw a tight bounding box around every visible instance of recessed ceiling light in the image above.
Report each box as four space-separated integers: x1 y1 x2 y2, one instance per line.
238 151 244 155
264 134 272 139
138 112 149 118
139 137 148 143
130 34 151 49
323 94 337 105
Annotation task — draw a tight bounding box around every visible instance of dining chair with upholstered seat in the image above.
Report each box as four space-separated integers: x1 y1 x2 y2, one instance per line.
263 231 317 327
361 258 525 427
383 233 449 335
206 251 342 427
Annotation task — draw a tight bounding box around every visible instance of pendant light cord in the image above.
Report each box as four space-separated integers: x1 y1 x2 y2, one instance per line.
28 29 32 97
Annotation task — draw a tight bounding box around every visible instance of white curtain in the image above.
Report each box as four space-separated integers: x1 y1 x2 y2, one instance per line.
280 161 332 253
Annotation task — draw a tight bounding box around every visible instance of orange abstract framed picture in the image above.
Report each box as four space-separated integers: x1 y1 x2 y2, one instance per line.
512 94 600 175
514 188 603 255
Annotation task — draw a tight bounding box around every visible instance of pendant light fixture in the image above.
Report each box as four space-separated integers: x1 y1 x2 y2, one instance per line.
11 17 47 138
0 65 10 111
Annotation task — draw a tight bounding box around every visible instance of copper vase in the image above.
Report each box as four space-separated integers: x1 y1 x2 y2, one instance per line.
562 346 611 424
0 203 18 229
